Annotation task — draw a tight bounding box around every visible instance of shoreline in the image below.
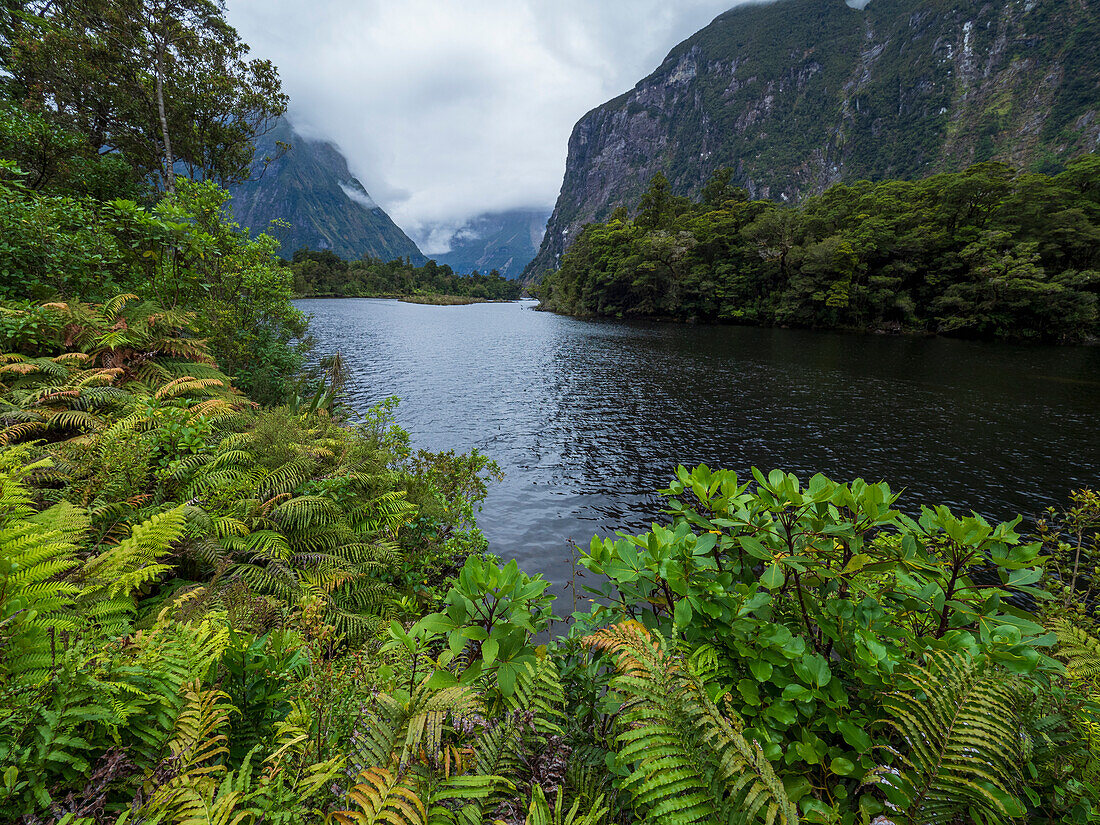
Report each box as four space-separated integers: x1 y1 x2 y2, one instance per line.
532 302 1099 346
293 293 521 304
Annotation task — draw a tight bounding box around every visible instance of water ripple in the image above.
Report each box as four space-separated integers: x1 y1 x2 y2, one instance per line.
298 298 1100 596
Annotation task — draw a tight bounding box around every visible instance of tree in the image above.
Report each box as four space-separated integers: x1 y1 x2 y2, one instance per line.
6 0 287 193
700 167 747 209
635 172 689 231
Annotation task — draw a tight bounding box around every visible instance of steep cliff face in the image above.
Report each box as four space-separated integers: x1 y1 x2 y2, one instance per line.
229 118 425 263
432 209 549 277
526 0 1100 277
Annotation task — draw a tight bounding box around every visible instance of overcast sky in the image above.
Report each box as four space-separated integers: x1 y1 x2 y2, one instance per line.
226 0 745 252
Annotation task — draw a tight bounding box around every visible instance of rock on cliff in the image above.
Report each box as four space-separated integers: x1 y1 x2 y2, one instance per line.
526 0 1100 277
229 118 425 263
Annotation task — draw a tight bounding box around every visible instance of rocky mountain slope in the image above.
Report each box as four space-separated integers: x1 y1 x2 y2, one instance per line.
229 118 425 263
432 209 549 277
526 0 1100 277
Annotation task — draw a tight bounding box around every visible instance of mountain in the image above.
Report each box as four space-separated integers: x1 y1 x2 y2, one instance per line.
229 118 425 263
431 209 549 277
526 0 1100 277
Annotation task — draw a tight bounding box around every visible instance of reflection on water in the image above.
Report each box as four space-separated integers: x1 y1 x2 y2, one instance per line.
298 298 1100 593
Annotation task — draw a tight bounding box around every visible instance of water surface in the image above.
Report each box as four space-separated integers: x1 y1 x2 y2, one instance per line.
298 298 1100 599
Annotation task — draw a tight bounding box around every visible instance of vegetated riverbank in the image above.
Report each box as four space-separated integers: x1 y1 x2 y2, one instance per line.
536 161 1100 343
533 298 1100 345
2 295 1098 821
400 294 513 305
286 248 523 301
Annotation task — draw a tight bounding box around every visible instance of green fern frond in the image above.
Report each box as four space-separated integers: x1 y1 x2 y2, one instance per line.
28 500 91 547
506 657 566 736
259 458 316 499
870 650 1026 825
1051 619 1100 682
81 506 187 597
337 767 427 825
582 621 798 825
272 495 343 531
102 293 140 320
512 784 608 825
154 377 228 401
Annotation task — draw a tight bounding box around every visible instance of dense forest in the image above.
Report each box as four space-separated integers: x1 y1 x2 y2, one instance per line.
537 164 1100 342
1 0 1099 824
288 249 524 301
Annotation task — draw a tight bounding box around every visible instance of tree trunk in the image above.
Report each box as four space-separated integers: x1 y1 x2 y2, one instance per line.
155 39 174 194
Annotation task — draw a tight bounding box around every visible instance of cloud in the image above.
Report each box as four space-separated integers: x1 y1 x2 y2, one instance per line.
337 182 376 210
225 0 747 248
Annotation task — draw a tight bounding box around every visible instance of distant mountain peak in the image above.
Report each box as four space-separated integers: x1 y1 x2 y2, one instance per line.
430 208 550 277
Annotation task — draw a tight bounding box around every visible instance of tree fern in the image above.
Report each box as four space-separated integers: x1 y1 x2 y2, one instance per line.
870 650 1026 824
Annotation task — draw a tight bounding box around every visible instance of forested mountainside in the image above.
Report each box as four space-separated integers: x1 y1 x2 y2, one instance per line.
526 0 1100 276
229 118 426 263
537 160 1100 341
433 208 550 277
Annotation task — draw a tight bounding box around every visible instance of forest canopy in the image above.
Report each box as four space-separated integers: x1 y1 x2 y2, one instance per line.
537 162 1100 342
288 249 524 301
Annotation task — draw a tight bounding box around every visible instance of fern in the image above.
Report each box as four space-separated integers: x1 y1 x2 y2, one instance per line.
870 650 1026 824
339 767 427 825
512 784 608 825
77 506 188 635
133 683 243 825
505 657 566 736
1051 618 1100 683
0 456 81 682
582 621 797 825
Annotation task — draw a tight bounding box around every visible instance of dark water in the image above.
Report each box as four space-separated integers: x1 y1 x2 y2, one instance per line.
298 298 1100 598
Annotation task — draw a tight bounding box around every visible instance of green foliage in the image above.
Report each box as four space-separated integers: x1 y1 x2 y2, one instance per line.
583 621 798 825
4 0 287 191
416 556 554 698
3 407 1099 824
289 249 523 301
1038 488 1100 628
0 116 308 403
871 651 1026 824
0 449 80 683
539 162 1100 342
567 465 1087 821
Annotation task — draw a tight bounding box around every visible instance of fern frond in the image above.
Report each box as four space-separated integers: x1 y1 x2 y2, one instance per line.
338 767 427 825
154 377 227 400
1051 619 1100 682
870 650 1025 825
514 784 608 825
582 621 797 825
506 657 566 736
